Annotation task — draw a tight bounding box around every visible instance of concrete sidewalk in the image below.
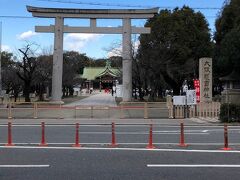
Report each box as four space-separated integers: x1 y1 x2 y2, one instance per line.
64 93 117 107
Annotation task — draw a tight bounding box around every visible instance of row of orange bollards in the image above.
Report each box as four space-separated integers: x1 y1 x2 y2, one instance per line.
4 122 232 150
145 123 232 150
146 122 188 149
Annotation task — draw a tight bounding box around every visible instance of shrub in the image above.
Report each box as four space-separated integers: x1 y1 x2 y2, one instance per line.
220 103 240 123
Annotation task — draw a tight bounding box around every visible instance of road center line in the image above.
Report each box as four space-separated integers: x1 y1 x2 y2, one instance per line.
147 164 240 168
0 165 50 168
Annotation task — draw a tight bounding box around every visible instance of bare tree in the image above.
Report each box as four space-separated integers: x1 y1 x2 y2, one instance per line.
16 44 38 102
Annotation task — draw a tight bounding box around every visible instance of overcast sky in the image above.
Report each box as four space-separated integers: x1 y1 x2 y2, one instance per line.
0 0 225 59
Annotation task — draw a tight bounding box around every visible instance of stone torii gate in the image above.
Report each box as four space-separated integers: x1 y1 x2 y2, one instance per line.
27 6 158 102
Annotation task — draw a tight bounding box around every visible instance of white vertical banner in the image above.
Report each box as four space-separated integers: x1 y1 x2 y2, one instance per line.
116 84 123 97
199 58 212 102
186 90 196 105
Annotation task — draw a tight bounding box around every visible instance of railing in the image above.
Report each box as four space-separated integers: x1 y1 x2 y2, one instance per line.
0 102 63 119
168 102 221 119
120 102 168 119
0 101 221 119
0 101 169 119
75 105 111 119
197 102 221 118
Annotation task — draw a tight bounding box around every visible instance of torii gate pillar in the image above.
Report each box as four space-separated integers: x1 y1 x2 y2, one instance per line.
52 17 64 102
122 18 132 101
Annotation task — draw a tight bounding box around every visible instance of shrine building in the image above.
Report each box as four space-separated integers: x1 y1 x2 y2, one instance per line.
81 60 121 91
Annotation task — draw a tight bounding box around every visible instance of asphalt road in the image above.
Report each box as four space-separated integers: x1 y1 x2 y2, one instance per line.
1 147 240 180
1 124 240 180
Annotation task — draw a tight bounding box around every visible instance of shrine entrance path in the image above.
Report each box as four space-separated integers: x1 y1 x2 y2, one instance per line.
64 93 117 107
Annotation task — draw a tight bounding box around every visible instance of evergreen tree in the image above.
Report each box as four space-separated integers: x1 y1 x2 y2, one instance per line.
138 6 212 96
214 0 240 76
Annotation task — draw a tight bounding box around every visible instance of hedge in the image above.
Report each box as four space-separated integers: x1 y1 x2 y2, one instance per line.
220 103 240 123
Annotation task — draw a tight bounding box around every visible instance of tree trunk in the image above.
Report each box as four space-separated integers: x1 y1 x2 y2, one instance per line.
38 83 45 101
14 91 18 102
24 81 31 102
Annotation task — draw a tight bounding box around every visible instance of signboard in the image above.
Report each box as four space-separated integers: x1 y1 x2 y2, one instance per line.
193 79 200 103
173 91 196 106
186 90 196 105
199 58 212 102
173 96 186 105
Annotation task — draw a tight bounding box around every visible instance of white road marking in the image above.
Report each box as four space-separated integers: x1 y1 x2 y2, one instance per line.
0 124 239 128
78 132 209 135
0 124 108 127
0 124 239 135
147 164 240 168
0 165 50 168
0 130 208 134
0 142 239 146
154 130 206 132
201 129 240 132
1 146 240 153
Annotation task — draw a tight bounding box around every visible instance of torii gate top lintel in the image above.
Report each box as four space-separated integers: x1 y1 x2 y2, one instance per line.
27 5 158 19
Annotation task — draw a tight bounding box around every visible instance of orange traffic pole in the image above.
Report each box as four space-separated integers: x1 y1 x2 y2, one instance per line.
39 122 48 146
110 122 117 147
179 122 188 147
146 124 156 149
221 124 232 150
72 123 81 147
5 122 14 146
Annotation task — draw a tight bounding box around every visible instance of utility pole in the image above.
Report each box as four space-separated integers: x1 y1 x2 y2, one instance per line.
0 21 2 97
